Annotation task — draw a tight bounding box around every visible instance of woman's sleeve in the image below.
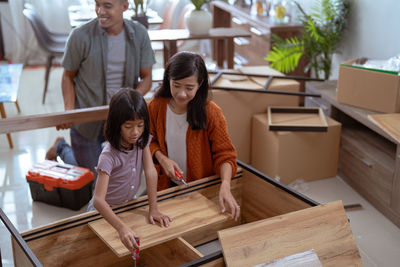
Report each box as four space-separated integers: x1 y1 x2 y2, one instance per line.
148 100 162 161
207 103 238 177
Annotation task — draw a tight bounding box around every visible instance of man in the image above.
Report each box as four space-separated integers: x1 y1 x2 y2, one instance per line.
46 0 155 175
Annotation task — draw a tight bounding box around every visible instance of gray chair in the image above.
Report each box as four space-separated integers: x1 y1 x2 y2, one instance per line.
23 5 68 104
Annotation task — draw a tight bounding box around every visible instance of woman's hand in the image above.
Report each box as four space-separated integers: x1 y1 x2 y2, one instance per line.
158 155 183 182
117 225 139 254
219 181 240 221
149 207 173 227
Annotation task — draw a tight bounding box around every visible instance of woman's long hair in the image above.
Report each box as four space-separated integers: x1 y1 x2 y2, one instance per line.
155 51 210 130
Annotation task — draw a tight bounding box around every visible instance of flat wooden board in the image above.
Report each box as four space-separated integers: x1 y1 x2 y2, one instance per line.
218 201 363 267
89 192 229 257
368 113 400 144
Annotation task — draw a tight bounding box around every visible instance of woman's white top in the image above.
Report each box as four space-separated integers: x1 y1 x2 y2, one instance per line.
166 104 188 180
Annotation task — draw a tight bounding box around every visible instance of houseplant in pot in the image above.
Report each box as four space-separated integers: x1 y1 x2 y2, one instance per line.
184 0 213 35
264 0 350 80
129 0 149 28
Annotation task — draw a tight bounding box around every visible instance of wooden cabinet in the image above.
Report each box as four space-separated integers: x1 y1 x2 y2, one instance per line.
211 1 303 71
306 81 400 228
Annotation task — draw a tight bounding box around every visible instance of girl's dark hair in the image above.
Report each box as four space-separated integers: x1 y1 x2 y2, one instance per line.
104 88 149 151
155 51 209 130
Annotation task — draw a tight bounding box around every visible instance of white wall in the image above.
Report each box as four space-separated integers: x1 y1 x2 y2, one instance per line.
299 0 400 79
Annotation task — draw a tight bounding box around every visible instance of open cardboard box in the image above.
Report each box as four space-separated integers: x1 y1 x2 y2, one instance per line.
337 58 400 113
251 111 341 185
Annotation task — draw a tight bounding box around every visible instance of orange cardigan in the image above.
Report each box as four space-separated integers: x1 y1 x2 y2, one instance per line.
148 97 237 190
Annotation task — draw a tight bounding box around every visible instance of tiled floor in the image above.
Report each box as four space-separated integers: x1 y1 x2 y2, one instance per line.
1 66 400 266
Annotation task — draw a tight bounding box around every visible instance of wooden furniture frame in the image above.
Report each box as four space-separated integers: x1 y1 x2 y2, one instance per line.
306 80 400 228
148 28 251 68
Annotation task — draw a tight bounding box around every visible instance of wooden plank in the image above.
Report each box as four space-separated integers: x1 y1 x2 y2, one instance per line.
148 28 250 42
218 201 363 267
141 237 203 267
0 106 108 134
368 113 400 144
88 192 230 257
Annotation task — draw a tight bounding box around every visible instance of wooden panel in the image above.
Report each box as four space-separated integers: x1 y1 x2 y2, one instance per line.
141 237 203 267
241 171 311 223
89 192 230 257
0 106 108 134
368 113 400 144
12 238 35 267
218 201 363 267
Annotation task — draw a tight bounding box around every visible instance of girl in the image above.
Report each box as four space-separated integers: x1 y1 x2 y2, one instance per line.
149 51 240 221
91 88 172 254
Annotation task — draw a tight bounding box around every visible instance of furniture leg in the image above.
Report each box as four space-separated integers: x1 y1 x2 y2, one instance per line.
15 100 21 113
163 41 178 68
43 54 54 104
216 39 224 68
0 103 13 149
227 37 234 69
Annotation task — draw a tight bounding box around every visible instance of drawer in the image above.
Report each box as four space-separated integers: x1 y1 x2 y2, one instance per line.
339 135 394 206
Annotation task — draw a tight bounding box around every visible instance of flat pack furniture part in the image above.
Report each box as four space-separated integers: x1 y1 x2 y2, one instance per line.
267 106 328 132
88 192 230 257
218 200 363 267
209 70 323 98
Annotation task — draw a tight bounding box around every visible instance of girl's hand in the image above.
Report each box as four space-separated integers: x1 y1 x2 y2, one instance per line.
149 207 173 227
159 156 183 182
117 225 139 254
219 181 240 221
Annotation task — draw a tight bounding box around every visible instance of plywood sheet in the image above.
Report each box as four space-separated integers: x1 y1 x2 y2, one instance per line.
368 113 400 144
218 201 362 267
89 192 229 257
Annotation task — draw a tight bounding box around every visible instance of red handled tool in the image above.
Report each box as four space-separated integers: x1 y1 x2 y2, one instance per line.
174 169 188 186
132 237 140 267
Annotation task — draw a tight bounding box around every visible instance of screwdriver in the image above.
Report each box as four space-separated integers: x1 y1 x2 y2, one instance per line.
132 237 140 267
174 169 188 186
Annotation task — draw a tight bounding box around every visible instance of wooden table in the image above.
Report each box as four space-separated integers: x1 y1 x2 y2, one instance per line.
0 64 22 149
148 27 251 68
68 5 163 28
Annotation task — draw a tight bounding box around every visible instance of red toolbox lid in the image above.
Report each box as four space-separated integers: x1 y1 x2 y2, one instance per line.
26 160 94 191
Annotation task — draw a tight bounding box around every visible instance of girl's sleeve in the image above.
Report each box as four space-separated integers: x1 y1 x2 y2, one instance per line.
207 102 238 177
96 151 114 176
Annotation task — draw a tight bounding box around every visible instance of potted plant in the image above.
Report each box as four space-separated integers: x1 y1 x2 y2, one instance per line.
184 0 213 35
264 0 350 80
129 0 149 28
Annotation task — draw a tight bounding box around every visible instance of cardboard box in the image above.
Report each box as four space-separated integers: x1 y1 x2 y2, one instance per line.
337 58 400 113
251 113 341 185
212 66 300 163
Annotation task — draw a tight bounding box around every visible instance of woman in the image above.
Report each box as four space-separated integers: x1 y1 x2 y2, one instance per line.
148 52 240 220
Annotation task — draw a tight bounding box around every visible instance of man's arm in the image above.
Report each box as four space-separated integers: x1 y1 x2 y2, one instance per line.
136 66 153 96
57 69 77 130
62 69 77 110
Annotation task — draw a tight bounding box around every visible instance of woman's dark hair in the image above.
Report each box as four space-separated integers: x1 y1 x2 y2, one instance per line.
104 88 150 151
155 51 209 130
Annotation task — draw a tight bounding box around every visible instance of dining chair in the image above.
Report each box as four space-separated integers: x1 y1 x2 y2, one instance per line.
22 4 68 104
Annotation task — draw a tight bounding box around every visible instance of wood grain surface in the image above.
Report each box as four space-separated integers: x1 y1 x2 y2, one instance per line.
368 113 400 144
89 192 229 257
218 200 362 267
